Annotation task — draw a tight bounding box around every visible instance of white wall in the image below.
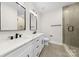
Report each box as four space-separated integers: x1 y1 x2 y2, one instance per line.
40 8 63 45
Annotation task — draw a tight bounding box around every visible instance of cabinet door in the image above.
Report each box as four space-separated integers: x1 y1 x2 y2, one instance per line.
20 45 33 57
33 44 40 57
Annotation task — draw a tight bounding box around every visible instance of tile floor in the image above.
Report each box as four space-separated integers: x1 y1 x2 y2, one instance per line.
68 45 79 57
40 43 70 57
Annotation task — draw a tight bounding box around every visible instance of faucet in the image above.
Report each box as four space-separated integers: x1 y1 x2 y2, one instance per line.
15 33 23 38
9 33 23 40
15 33 19 39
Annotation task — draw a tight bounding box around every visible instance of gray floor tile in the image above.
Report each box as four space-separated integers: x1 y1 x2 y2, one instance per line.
40 43 69 57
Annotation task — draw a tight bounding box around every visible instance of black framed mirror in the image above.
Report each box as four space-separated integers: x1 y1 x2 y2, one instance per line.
30 13 37 31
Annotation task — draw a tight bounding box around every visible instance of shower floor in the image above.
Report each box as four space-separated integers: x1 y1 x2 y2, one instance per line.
67 45 79 57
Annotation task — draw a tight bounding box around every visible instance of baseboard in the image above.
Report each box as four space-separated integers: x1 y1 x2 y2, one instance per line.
49 41 63 45
63 44 75 57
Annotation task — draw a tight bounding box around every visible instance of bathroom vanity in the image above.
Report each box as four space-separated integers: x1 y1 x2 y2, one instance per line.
0 2 44 57
0 33 44 57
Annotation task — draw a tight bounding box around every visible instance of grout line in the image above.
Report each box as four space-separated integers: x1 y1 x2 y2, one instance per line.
63 44 76 57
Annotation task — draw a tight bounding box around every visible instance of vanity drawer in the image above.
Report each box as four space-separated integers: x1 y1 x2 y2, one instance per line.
34 37 42 44
33 43 43 57
20 45 33 57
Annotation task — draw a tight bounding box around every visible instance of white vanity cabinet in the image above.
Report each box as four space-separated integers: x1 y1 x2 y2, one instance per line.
4 34 44 57
33 36 44 57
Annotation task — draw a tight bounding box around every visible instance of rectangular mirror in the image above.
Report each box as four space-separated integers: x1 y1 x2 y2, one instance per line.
30 13 37 31
17 2 26 30
0 2 26 31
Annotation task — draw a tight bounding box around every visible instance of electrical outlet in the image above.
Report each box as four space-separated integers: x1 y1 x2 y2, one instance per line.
50 35 53 37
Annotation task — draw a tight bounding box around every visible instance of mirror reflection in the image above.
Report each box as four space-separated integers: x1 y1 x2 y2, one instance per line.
17 2 26 30
0 2 26 31
30 13 37 31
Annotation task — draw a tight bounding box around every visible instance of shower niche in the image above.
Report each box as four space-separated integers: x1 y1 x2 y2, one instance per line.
0 2 26 31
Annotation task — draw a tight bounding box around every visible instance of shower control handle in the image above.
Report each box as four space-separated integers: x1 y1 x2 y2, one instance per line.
68 26 74 32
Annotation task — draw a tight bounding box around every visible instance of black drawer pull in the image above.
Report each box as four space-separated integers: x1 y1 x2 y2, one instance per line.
36 45 39 48
37 40 39 41
27 54 29 57
68 26 74 32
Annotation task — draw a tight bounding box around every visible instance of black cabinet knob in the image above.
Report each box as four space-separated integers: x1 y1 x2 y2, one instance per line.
19 35 21 37
9 36 14 40
27 54 29 57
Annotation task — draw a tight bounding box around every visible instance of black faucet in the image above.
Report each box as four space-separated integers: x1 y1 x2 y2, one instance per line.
15 33 19 39
33 31 37 34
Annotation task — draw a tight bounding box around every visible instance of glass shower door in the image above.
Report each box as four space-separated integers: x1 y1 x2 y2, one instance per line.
63 3 79 56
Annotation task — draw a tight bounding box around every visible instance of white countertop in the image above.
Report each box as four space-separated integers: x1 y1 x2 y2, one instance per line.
0 33 44 56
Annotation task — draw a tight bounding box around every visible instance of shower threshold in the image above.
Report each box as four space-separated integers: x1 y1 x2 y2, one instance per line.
64 44 79 57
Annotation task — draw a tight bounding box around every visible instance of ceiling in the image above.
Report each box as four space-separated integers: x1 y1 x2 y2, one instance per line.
32 2 75 14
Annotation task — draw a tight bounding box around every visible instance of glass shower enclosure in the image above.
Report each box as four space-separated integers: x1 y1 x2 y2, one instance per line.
63 3 79 56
